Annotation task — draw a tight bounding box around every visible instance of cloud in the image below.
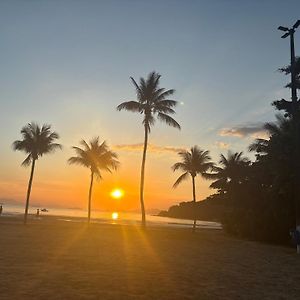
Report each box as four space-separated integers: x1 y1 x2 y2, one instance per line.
215 141 230 149
219 123 268 139
113 143 186 154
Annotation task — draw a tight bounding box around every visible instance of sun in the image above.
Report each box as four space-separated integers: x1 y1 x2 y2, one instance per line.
112 212 119 220
110 188 124 199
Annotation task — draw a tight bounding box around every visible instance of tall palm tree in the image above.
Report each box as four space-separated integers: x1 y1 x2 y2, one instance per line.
172 146 214 232
12 122 62 224
117 71 181 227
68 137 119 223
210 151 250 193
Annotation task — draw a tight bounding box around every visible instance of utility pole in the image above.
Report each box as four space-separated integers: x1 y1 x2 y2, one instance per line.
278 20 299 107
278 20 300 253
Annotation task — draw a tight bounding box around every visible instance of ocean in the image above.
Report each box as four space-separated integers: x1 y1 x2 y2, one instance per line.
0 203 222 230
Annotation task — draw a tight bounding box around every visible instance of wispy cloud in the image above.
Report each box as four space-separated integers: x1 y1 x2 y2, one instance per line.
215 141 230 149
219 123 268 139
113 143 186 154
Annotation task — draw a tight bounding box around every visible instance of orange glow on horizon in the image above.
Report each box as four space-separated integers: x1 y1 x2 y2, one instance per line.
2 151 213 212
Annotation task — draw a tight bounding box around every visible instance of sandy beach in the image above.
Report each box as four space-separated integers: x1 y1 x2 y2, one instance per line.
0 216 299 300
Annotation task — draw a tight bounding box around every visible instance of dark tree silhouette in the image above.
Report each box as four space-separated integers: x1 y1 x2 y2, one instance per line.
68 137 119 223
210 151 250 194
172 146 214 232
12 122 62 224
117 71 180 227
217 116 297 243
249 115 291 158
273 57 300 116
279 56 300 89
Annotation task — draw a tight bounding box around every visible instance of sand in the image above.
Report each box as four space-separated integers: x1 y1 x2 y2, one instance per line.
1 216 300 300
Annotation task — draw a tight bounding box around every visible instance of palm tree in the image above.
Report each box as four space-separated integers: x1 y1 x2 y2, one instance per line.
210 151 250 193
249 115 291 159
12 122 62 224
172 146 214 232
117 71 181 227
68 137 119 223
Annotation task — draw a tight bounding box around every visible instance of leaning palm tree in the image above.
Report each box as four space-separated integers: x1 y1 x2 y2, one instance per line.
117 71 181 227
12 122 62 224
68 137 119 223
172 146 214 232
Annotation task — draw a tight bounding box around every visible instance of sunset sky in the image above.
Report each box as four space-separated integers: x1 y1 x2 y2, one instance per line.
0 0 299 212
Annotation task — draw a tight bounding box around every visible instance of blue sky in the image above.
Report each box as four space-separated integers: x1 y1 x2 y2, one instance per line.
0 0 299 209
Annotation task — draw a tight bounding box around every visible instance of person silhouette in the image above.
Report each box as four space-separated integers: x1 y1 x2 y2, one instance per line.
0 205 3 216
36 208 40 217
296 226 300 254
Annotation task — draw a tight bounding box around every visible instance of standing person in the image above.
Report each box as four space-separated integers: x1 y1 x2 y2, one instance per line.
0 205 3 216
36 208 40 218
296 226 300 254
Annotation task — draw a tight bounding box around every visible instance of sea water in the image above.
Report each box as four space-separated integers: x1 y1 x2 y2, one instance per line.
0 203 222 230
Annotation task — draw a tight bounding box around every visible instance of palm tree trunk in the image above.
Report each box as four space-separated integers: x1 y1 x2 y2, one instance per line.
140 125 148 228
192 175 197 232
24 159 36 224
88 171 94 223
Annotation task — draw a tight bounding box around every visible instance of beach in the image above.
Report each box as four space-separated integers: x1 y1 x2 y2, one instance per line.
1 216 300 300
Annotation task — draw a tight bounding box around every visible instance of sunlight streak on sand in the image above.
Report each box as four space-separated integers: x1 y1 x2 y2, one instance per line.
15 224 88 295
128 224 174 288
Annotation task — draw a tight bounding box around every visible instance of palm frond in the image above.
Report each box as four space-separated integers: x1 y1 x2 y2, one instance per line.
201 171 216 181
93 168 103 180
69 138 120 179
130 76 142 95
44 143 62 153
156 89 175 101
21 154 32 167
117 101 142 112
68 156 90 168
172 162 187 172
153 105 175 115
157 113 181 130
173 172 189 188
13 122 61 166
249 138 269 152
156 99 177 107
79 139 90 151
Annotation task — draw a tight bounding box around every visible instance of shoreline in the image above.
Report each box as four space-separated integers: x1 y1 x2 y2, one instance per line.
0 211 222 230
